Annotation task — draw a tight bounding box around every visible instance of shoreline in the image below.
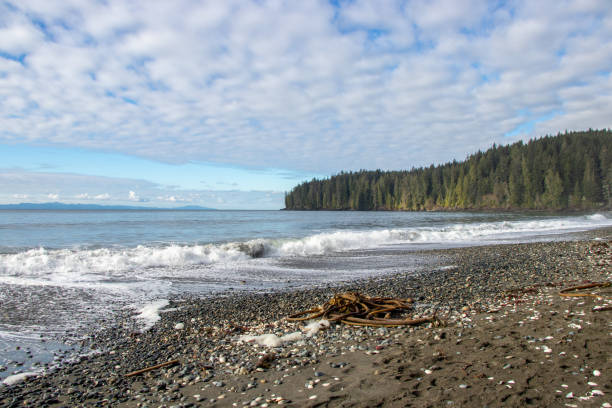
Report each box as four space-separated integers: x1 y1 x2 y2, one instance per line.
282 207 612 214
1 228 611 407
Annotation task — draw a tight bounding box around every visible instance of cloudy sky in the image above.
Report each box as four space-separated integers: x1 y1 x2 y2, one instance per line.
1 0 610 209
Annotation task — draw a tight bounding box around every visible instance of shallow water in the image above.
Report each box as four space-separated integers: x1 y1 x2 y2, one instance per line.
0 209 611 380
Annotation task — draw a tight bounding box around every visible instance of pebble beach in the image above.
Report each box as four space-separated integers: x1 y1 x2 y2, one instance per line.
1 228 611 407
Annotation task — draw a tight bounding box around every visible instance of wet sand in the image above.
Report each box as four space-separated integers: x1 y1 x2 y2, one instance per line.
1 228 611 407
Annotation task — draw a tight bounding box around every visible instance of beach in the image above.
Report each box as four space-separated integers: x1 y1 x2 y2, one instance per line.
1 228 611 407
3 2 612 407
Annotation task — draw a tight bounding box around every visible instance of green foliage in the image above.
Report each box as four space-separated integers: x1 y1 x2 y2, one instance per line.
285 129 612 211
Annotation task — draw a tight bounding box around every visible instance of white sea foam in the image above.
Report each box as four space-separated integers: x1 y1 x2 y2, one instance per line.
275 229 403 256
303 319 331 336
0 244 249 277
272 212 611 255
134 299 169 331
238 319 330 347
2 372 39 386
0 243 250 290
238 332 303 347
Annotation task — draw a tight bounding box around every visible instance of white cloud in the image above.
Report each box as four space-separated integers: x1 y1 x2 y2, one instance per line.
75 192 111 200
0 169 283 209
0 0 610 175
156 195 191 203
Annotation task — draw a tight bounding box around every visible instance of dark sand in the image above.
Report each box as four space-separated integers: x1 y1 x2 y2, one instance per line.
1 228 611 407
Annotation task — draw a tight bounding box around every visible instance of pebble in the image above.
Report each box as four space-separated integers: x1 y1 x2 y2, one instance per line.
1 238 609 408
592 390 604 396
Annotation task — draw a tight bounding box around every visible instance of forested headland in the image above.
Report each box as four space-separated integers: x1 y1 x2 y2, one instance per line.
284 129 612 211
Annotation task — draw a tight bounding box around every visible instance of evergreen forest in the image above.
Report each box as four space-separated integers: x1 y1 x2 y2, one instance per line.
284 129 612 211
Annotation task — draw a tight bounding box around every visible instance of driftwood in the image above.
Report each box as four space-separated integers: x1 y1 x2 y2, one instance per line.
559 282 611 298
341 315 437 327
124 359 180 377
287 292 439 327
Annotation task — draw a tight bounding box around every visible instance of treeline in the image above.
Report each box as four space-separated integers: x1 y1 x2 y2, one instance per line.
285 129 612 211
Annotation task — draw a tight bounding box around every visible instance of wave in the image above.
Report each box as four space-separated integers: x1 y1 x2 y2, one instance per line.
274 212 611 256
0 213 609 287
587 213 607 221
0 244 250 279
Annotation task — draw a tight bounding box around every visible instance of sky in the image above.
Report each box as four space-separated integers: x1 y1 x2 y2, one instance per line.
0 0 611 209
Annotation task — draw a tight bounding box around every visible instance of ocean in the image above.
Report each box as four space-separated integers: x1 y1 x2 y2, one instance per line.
0 209 611 380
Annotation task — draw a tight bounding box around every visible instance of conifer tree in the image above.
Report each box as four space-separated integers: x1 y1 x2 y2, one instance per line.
284 129 611 211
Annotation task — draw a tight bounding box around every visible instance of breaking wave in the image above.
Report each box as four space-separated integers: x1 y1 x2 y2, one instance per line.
0 213 609 287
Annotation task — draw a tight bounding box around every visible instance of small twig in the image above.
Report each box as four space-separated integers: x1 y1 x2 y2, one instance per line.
124 359 180 377
559 282 611 298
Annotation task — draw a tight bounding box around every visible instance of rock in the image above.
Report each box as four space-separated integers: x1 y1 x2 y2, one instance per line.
256 353 275 369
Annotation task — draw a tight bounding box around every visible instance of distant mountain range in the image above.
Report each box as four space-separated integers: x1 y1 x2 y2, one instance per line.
0 202 215 210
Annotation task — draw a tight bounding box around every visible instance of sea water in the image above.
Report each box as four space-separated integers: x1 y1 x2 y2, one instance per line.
0 209 610 379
